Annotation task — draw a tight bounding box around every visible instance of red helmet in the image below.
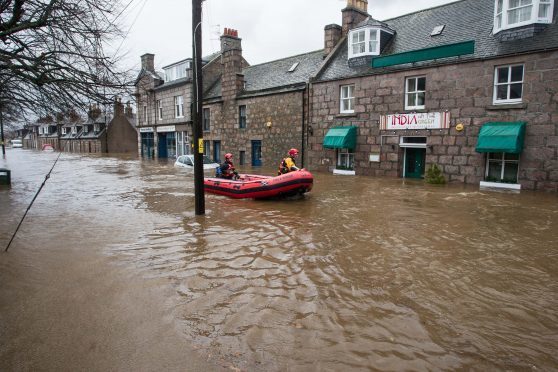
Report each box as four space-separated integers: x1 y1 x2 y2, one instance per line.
224 153 233 160
288 148 299 156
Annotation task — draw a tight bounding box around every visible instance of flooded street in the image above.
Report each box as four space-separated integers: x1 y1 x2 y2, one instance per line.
1 149 558 371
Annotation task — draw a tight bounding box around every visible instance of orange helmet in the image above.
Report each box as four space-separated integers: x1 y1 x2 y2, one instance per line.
288 148 299 156
224 153 233 160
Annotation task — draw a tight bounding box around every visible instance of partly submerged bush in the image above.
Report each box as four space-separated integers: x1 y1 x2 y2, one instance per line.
425 164 446 184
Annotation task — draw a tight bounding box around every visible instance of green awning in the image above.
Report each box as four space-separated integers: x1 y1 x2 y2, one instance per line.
475 122 526 153
323 126 357 150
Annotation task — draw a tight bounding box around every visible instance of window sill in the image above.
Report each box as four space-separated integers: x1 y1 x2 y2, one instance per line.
333 169 356 176
480 181 521 191
487 103 527 110
336 113 357 118
404 108 427 113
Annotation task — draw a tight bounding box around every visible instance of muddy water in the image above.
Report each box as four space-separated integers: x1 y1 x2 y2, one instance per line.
1 150 558 371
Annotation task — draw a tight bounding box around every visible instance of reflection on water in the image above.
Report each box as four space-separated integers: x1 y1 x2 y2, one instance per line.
2 150 558 370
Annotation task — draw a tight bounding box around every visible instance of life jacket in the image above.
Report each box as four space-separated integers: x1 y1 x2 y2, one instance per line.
220 160 236 179
278 156 296 175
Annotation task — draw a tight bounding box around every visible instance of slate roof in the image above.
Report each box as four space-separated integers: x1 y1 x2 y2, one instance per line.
204 49 326 100
316 0 558 81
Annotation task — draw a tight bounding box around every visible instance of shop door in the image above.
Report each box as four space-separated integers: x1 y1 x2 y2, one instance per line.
251 140 262 166
158 133 168 158
405 148 426 178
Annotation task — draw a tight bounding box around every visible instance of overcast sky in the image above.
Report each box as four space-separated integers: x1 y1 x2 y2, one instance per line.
118 0 458 72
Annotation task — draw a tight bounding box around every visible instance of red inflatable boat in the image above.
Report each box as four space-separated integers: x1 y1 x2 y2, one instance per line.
204 170 313 199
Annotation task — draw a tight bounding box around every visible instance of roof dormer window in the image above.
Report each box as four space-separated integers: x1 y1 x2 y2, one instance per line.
494 0 554 34
348 26 393 59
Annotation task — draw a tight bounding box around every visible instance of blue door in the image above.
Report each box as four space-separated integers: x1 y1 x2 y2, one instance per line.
251 140 262 166
158 133 168 158
213 140 221 163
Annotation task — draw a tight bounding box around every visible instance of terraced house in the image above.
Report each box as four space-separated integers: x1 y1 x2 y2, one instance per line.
136 0 557 191
308 0 558 191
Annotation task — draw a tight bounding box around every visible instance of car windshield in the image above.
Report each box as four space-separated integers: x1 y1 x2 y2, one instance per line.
12 140 22 144
184 155 215 165
202 155 215 164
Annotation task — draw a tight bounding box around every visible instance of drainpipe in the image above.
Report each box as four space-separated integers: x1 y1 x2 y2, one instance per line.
301 87 306 167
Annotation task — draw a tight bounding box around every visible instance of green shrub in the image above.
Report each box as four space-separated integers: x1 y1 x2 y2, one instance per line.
425 164 446 184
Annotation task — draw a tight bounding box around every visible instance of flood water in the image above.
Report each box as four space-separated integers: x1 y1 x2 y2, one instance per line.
1 149 558 371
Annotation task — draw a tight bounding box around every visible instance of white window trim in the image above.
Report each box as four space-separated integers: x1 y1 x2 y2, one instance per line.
157 100 163 120
340 84 355 114
405 76 426 110
348 28 381 58
493 64 524 104
485 152 520 182
62 127 67 135
493 0 554 34
174 96 184 118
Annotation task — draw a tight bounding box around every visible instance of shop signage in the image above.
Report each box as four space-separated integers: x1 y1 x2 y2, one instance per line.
156 125 176 133
380 112 450 130
139 127 154 133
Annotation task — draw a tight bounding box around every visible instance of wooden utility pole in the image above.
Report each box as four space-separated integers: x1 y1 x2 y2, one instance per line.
0 100 5 156
192 0 205 215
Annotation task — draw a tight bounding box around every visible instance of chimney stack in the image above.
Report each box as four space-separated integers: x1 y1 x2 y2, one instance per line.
114 97 124 117
140 53 155 72
324 24 342 56
220 28 244 99
342 0 369 36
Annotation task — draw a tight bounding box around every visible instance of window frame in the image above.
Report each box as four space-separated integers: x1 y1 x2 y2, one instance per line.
174 95 184 118
337 148 355 170
238 105 247 129
203 108 210 132
143 105 147 124
485 152 520 183
493 64 524 104
493 0 554 33
340 84 355 114
348 28 382 58
405 76 426 110
157 100 163 120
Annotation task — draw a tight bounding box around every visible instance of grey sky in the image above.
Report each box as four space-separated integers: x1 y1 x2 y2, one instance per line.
120 0 458 71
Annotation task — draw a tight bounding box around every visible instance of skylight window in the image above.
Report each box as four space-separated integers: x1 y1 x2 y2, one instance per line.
431 25 445 36
288 62 300 72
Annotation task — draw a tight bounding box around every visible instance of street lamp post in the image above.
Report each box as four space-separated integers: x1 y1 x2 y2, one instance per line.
192 0 205 215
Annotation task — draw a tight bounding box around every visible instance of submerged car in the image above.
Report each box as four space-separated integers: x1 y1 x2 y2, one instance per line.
175 154 219 170
11 139 23 148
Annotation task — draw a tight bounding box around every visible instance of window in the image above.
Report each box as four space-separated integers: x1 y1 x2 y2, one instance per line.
493 64 524 104
288 62 299 72
72 126 77 134
174 96 184 118
239 150 245 165
493 0 554 33
340 85 355 113
203 140 210 157
157 100 163 120
239 105 246 128
94 124 100 133
143 105 147 124
348 28 385 58
62 127 67 135
203 108 210 132
405 76 426 110
351 30 366 55
369 29 378 53
485 152 520 183
164 61 189 82
337 149 355 170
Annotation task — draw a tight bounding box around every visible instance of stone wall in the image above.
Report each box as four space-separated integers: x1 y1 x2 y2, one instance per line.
203 90 305 167
308 51 558 191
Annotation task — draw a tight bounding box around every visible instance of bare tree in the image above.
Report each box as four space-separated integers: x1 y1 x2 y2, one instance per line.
0 0 133 119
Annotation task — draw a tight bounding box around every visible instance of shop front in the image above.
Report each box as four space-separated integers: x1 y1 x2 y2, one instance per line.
380 112 451 179
475 121 525 191
155 125 190 159
140 127 155 158
323 126 357 175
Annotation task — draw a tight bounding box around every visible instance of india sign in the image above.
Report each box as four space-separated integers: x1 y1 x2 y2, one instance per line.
380 112 451 130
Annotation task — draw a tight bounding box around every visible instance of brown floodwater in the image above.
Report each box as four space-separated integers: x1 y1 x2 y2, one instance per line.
1 149 558 371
